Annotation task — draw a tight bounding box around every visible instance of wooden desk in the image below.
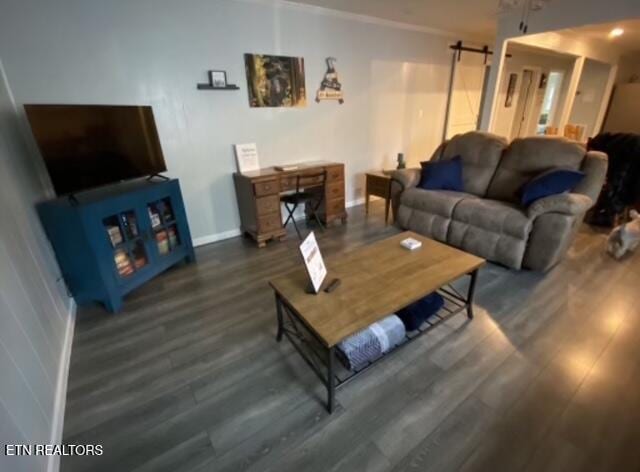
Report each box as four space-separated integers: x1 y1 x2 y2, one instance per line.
233 161 347 247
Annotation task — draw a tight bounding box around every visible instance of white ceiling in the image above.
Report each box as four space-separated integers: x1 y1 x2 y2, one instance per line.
564 18 640 55
287 0 501 40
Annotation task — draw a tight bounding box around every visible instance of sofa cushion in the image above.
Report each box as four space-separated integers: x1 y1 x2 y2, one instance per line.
397 188 477 242
452 198 532 238
436 132 508 197
487 136 586 203
448 199 533 269
400 188 477 217
418 156 463 191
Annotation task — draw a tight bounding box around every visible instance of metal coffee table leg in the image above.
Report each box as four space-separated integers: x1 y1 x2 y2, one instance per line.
275 293 284 342
467 269 479 319
327 346 336 413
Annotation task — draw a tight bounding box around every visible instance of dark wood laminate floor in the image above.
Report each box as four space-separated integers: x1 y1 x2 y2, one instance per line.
62 202 640 472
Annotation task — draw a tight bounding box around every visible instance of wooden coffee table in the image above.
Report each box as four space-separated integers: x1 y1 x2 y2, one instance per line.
269 231 485 412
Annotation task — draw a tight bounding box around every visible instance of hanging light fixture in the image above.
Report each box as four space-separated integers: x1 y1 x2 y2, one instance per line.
498 0 552 33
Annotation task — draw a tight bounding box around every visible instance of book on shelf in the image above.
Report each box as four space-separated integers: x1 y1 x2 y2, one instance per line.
133 256 147 269
161 202 174 221
156 231 170 255
121 213 139 238
107 225 123 246
114 249 134 276
167 227 178 248
148 207 161 228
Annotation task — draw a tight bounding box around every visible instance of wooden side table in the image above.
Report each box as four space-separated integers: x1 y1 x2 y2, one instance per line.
365 171 393 224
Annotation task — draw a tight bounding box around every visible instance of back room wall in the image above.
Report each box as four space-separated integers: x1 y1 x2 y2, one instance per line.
0 0 483 243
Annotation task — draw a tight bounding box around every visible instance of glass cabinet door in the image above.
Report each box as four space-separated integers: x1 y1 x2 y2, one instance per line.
103 210 149 279
146 198 182 256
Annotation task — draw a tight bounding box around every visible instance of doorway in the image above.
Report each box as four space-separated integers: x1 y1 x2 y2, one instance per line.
511 69 535 138
536 71 564 134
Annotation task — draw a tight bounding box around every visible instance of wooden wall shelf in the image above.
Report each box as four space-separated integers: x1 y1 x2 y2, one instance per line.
196 84 240 90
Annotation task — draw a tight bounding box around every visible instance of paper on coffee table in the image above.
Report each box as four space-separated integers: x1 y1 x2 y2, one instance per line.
299 231 327 294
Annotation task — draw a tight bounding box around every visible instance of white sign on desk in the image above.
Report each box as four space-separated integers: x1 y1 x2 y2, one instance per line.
234 143 260 173
299 231 327 294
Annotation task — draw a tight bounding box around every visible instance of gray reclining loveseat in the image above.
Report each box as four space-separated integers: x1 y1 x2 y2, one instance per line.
391 132 607 271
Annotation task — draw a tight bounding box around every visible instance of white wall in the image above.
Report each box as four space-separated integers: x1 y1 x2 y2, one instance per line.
479 0 640 131
603 83 640 133
492 45 576 139
569 58 613 138
0 61 74 472
0 0 473 243
615 51 640 84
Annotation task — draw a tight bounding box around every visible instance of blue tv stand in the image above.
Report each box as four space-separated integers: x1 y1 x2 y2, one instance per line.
38 178 195 313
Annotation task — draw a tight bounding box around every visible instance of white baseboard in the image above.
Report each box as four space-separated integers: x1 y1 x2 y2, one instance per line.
192 228 243 247
192 198 366 248
347 197 365 208
47 298 76 472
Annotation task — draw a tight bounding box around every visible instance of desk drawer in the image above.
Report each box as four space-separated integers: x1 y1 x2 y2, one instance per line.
256 195 280 215
299 174 325 188
280 176 296 191
325 197 345 216
326 165 344 182
254 179 279 197
326 181 345 200
258 214 282 233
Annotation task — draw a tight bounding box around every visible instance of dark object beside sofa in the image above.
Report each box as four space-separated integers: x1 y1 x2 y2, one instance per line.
585 133 640 227
391 132 608 271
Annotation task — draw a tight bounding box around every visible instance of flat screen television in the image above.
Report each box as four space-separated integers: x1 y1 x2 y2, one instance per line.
25 104 167 196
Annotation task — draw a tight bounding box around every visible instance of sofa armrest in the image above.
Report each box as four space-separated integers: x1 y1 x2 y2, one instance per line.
573 150 608 202
390 168 421 190
389 168 420 224
527 193 593 219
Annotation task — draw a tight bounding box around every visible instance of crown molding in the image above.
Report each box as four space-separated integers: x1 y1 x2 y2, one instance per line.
235 0 489 42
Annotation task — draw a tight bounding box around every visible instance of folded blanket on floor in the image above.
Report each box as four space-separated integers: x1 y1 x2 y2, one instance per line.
397 292 444 331
336 314 406 371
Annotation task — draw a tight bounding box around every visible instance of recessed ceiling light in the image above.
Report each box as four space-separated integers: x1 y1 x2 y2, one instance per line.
609 27 624 38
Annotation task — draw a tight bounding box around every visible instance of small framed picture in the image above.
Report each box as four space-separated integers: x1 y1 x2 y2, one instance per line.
505 73 518 108
209 70 227 88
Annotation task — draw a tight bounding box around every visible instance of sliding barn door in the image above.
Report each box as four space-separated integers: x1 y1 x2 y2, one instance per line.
445 52 489 139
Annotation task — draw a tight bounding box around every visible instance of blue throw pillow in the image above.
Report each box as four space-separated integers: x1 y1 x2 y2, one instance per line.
397 293 444 331
520 168 585 207
418 155 464 192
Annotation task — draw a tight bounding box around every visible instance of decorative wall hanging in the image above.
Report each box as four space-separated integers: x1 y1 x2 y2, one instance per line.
197 69 239 90
505 73 518 107
316 57 344 104
244 54 306 107
539 73 548 89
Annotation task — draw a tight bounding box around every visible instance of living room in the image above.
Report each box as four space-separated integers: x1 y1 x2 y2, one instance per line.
1 0 640 471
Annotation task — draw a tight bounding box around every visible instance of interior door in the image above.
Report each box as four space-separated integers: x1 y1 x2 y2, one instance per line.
446 52 488 139
511 69 535 139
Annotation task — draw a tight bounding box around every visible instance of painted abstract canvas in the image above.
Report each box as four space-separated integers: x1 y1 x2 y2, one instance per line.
244 54 306 107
